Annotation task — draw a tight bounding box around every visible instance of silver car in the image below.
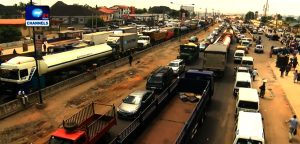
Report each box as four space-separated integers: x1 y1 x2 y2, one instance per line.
117 90 154 119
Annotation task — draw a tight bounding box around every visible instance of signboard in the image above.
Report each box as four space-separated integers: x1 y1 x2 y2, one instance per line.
26 5 50 27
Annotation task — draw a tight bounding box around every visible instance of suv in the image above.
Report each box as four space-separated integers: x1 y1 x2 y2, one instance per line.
146 67 174 91
168 59 185 75
254 45 264 53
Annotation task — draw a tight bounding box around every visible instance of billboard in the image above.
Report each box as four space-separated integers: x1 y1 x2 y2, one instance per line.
26 5 50 27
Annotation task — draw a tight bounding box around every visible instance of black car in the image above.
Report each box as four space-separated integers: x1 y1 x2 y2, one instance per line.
270 34 280 41
146 67 174 92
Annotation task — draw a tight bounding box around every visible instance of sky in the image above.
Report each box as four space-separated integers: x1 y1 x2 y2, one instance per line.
1 0 299 16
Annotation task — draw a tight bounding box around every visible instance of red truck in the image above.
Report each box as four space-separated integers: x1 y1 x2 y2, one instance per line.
48 103 116 144
142 29 167 44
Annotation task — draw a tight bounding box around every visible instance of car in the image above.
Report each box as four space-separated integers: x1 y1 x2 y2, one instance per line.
240 38 253 46
117 90 155 119
146 66 174 91
234 50 245 63
270 34 280 41
252 29 257 34
257 29 263 35
272 47 291 55
255 45 264 53
168 59 185 75
236 34 245 41
212 30 219 36
199 42 208 51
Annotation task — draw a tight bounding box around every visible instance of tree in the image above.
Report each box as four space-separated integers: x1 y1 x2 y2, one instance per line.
260 16 268 24
169 9 180 18
148 6 171 14
285 16 296 23
277 14 282 20
0 26 22 43
244 11 255 22
85 18 105 28
135 8 147 14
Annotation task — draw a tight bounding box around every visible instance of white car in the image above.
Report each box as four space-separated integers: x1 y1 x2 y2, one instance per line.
234 50 245 63
254 45 264 53
168 59 185 75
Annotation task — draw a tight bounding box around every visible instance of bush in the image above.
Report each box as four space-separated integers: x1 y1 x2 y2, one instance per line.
0 26 22 43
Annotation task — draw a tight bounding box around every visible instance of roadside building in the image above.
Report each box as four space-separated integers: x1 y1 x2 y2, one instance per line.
0 19 32 37
98 6 118 22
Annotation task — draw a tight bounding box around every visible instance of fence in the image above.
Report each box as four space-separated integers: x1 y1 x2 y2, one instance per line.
0 39 33 49
0 27 204 120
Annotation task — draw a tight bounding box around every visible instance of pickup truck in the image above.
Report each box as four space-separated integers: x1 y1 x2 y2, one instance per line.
48 103 116 144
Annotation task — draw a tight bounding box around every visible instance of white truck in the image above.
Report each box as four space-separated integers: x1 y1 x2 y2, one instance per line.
82 31 113 45
137 35 151 49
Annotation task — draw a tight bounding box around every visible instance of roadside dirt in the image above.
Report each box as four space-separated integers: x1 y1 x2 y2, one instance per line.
0 25 217 144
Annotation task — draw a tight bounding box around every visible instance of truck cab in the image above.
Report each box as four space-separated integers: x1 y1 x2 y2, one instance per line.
49 128 88 144
137 35 151 49
178 42 200 64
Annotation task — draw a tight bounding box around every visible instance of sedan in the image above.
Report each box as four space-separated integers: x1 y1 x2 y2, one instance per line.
254 45 264 53
117 90 154 120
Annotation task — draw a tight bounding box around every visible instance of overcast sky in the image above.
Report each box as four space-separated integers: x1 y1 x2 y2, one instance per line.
1 0 299 16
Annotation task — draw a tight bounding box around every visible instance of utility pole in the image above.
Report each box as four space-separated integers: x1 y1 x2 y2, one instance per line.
95 5 98 32
30 0 44 106
263 0 269 17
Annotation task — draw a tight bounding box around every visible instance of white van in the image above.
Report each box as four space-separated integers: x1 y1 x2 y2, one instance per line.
233 111 265 144
236 88 259 114
233 72 252 96
234 50 245 63
241 56 254 70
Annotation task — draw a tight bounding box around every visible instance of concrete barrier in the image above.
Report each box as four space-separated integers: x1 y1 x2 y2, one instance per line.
0 40 33 49
0 28 204 120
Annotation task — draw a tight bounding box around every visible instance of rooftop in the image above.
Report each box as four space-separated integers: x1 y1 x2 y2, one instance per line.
0 19 25 25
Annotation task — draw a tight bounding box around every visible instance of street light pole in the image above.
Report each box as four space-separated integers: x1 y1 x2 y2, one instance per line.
30 0 43 106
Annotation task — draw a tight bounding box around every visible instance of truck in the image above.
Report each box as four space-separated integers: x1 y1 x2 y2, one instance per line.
142 29 167 44
49 103 116 144
106 33 137 56
203 34 231 77
133 69 214 144
82 31 113 45
114 27 137 34
137 35 151 50
178 42 199 64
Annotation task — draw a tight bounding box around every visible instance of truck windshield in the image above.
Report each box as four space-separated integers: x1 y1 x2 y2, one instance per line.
238 101 258 110
139 37 149 40
236 81 251 88
49 136 74 144
0 69 19 80
169 63 178 67
235 53 244 56
123 96 141 105
180 46 195 53
236 138 262 144
148 76 162 83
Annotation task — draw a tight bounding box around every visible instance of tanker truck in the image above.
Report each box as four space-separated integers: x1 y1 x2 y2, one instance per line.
0 43 116 96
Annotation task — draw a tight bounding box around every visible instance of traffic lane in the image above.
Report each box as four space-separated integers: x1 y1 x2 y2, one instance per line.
247 33 292 143
107 117 132 142
190 45 237 143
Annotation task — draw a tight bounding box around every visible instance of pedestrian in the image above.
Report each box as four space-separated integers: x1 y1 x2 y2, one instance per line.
43 43 47 53
292 57 298 70
280 66 285 77
0 47 3 55
286 63 292 76
128 54 133 66
13 49 17 54
286 115 298 142
252 68 258 81
259 80 266 98
294 70 298 83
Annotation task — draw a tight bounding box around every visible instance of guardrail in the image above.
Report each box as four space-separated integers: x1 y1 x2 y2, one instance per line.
0 27 204 120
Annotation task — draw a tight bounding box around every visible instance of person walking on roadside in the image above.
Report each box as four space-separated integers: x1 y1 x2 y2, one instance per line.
259 80 266 98
286 63 292 76
0 47 3 55
287 115 298 142
294 70 298 83
280 66 285 77
128 54 133 66
252 68 258 81
292 57 298 70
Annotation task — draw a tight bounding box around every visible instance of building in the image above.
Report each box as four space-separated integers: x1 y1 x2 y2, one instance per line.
0 4 22 18
0 19 32 37
51 1 96 29
98 6 117 22
109 5 135 24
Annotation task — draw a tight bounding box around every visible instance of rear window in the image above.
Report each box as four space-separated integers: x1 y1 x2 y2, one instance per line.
238 100 258 110
235 52 244 56
236 138 263 144
242 60 253 65
236 81 251 88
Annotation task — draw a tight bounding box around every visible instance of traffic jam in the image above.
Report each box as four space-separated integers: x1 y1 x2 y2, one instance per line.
0 0 300 144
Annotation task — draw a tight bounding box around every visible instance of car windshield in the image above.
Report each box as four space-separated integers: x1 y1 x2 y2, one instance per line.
169 63 179 67
236 81 251 88
242 60 253 65
238 101 258 110
238 69 249 73
0 69 19 80
256 46 262 49
123 96 141 105
138 37 149 40
49 136 74 144
241 42 249 46
236 138 262 144
235 53 244 56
